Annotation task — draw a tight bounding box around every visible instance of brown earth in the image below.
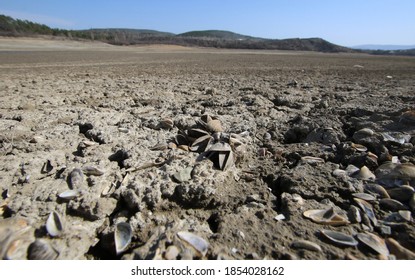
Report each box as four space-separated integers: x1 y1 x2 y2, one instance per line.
1 38 415 260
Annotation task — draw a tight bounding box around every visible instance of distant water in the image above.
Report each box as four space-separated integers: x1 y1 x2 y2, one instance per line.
352 44 415 50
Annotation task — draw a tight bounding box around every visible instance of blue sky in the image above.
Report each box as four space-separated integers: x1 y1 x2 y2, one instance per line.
1 0 414 46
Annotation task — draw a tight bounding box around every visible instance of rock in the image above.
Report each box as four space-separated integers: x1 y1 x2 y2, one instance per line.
173 167 193 183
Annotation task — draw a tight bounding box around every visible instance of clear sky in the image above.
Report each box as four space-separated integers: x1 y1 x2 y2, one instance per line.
1 0 414 47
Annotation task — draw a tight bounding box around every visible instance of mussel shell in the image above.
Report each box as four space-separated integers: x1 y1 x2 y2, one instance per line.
352 192 376 201
114 222 132 254
381 132 411 145
46 211 64 237
28 239 59 260
351 143 368 152
58 189 81 200
187 128 210 139
303 208 350 226
291 240 322 252
353 128 375 142
353 166 376 181
177 231 209 258
159 118 174 129
385 238 415 260
386 185 414 202
356 232 389 256
382 211 411 225
301 156 325 164
353 198 377 226
175 133 189 146
320 230 358 247
379 198 409 211
190 135 213 153
68 168 84 189
206 142 234 171
364 183 390 198
375 162 415 181
82 166 104 176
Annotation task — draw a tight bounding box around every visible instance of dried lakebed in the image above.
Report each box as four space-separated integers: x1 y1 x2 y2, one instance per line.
1 44 415 260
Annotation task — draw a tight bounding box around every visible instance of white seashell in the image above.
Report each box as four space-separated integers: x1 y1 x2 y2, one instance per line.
352 192 376 201
301 156 325 164
58 189 81 200
353 128 374 142
114 222 132 254
118 127 129 133
353 166 375 181
351 143 368 152
46 211 64 237
81 140 98 146
177 231 209 258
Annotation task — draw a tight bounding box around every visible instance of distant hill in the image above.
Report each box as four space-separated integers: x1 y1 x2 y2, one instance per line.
178 30 259 40
2 13 412 55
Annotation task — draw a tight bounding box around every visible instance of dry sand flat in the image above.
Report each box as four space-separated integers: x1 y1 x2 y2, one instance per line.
1 37 415 260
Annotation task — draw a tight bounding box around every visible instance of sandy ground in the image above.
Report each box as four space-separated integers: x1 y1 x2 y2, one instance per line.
1 37 415 260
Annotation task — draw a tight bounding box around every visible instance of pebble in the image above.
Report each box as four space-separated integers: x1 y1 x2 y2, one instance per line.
274 214 286 221
173 167 193 183
164 245 180 260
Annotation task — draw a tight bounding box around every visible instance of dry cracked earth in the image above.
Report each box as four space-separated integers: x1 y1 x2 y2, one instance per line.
1 38 415 260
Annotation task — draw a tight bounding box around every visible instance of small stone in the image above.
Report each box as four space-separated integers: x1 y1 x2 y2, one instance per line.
263 132 272 141
274 214 286 221
29 136 43 144
292 194 304 205
164 245 180 260
398 210 412 222
173 167 193 183
380 225 392 235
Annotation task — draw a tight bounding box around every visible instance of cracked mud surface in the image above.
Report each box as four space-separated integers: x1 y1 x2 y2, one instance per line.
1 39 415 260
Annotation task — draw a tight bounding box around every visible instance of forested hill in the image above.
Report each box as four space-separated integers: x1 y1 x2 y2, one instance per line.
2 14 413 55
